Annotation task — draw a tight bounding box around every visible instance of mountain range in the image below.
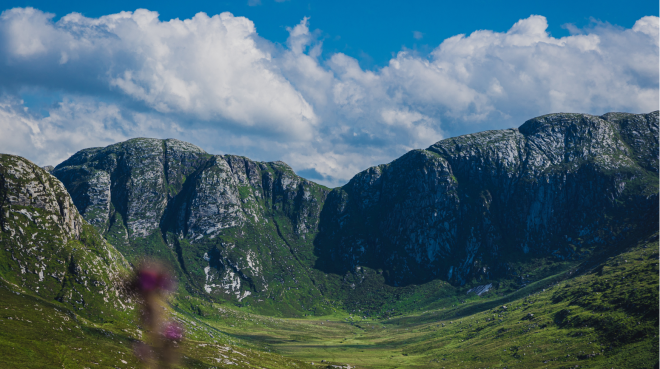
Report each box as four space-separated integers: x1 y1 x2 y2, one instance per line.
0 110 657 368
41 110 659 315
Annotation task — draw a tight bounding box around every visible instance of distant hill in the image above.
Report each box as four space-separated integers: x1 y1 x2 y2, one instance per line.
315 111 658 286
52 138 331 315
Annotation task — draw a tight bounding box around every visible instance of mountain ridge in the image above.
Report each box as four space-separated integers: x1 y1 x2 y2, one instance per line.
314 111 658 286
0 111 657 368
46 110 659 315
52 139 332 315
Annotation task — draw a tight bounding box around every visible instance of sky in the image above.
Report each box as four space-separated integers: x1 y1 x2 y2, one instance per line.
0 1 658 187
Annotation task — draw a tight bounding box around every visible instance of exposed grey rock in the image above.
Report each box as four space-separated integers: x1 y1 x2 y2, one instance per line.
467 283 493 296
51 111 658 305
315 111 659 285
53 138 208 238
0 154 130 314
53 139 330 305
2 155 83 239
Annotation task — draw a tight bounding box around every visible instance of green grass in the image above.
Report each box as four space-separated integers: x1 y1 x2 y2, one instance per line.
1 233 657 368
180 234 659 368
0 281 317 368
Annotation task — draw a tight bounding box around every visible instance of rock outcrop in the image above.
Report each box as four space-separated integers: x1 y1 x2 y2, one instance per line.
53 139 330 312
314 111 658 285
0 154 131 318
51 111 658 308
53 138 209 238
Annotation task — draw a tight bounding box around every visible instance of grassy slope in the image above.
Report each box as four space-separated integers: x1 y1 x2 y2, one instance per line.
1 234 656 368
183 234 659 369
0 281 315 369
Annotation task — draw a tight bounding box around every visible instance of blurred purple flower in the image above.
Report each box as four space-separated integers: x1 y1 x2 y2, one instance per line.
138 270 161 293
136 265 175 294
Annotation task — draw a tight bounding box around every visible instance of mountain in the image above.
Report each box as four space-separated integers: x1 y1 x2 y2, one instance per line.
314 111 659 286
0 153 322 368
1 111 657 368
50 111 659 315
52 139 332 315
0 154 131 320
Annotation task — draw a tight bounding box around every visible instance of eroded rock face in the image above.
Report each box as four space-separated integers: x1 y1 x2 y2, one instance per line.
51 111 658 304
315 112 659 285
165 156 328 303
0 155 130 317
53 139 330 306
1 155 82 240
159 154 328 302
53 138 208 238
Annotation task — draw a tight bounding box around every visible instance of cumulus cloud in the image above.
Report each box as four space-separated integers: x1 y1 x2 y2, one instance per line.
0 96 185 166
0 8 657 186
0 8 316 139
310 15 658 136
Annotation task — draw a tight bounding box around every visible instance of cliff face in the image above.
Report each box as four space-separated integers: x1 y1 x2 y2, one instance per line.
314 112 659 285
52 138 210 239
53 139 330 312
0 154 130 317
51 111 659 306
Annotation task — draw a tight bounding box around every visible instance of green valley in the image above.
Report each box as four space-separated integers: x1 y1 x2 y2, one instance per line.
2 233 657 368
0 110 658 368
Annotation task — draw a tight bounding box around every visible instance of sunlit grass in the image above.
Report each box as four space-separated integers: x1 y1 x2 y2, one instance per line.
1 235 657 368
190 236 659 368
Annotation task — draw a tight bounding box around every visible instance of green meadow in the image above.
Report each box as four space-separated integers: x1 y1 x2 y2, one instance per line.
4 233 655 368
193 234 659 368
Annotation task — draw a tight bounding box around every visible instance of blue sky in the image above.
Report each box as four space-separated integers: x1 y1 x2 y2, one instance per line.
0 1 658 186
4 0 657 69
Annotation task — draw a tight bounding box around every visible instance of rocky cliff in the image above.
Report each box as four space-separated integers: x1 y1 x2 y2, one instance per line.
53 139 331 314
315 111 659 285
0 154 131 319
51 111 659 311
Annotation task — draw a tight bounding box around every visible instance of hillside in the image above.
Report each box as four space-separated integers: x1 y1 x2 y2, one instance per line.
0 154 320 368
315 111 658 287
0 110 657 368
0 154 131 320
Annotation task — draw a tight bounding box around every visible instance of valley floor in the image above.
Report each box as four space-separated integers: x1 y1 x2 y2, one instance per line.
1 235 658 368
192 235 660 368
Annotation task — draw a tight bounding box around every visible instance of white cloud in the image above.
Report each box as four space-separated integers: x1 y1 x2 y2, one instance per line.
0 8 316 139
0 96 191 166
632 16 659 45
0 97 122 166
0 9 657 186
